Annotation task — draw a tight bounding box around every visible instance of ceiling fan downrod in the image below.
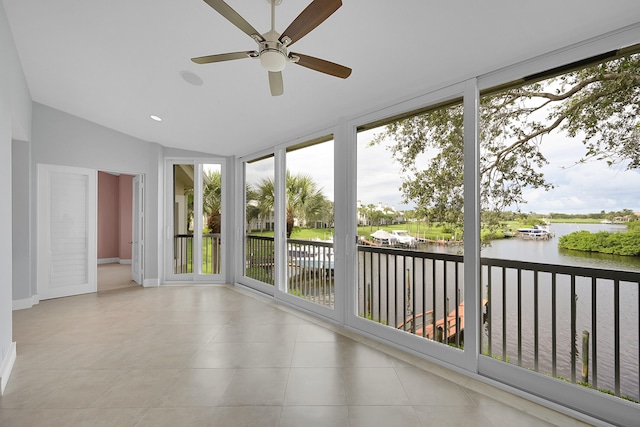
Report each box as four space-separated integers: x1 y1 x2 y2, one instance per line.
259 0 288 72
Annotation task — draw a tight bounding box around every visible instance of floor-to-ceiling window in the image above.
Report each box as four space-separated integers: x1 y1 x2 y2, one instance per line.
231 37 639 427
353 95 468 368
477 47 640 421
285 138 335 311
172 164 194 275
240 138 338 317
167 159 225 282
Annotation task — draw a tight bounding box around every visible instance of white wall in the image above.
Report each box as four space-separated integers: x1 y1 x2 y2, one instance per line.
12 140 30 301
29 104 227 291
30 103 162 291
0 0 31 392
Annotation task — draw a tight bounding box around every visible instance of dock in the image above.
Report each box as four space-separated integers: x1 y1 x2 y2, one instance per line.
422 238 464 246
397 299 487 343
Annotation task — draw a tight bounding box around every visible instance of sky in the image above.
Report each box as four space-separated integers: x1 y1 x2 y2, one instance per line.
246 126 640 216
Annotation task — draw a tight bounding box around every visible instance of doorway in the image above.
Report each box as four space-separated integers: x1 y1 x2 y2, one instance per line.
165 160 225 282
97 171 141 291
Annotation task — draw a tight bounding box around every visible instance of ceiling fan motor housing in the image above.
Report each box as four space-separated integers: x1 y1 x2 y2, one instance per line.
259 30 288 72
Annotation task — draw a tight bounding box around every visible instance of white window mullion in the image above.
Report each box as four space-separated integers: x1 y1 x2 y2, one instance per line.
335 119 355 325
463 77 481 373
193 163 204 276
274 147 287 294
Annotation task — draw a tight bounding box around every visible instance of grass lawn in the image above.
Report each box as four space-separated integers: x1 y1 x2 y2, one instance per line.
547 218 603 224
248 222 461 241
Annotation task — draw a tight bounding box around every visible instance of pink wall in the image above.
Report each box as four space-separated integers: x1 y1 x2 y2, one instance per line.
98 172 119 259
97 171 134 261
118 174 133 260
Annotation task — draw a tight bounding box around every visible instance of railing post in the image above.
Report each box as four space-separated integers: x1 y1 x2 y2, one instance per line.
581 330 589 384
571 276 577 384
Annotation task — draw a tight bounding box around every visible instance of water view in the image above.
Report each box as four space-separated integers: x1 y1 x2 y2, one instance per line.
480 223 638 400
481 223 640 272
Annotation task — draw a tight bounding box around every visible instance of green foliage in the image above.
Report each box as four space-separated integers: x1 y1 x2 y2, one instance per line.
549 208 638 221
518 216 546 228
558 230 640 256
248 170 328 238
628 220 640 232
373 53 640 233
203 168 222 233
359 312 388 325
245 266 274 285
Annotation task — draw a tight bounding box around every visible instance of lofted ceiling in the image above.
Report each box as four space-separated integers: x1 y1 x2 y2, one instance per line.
3 0 640 157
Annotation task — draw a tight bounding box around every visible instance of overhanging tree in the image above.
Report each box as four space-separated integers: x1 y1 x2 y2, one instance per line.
373 52 640 233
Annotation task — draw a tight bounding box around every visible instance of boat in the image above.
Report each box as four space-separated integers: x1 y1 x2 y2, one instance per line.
370 229 397 246
516 225 553 240
390 230 417 247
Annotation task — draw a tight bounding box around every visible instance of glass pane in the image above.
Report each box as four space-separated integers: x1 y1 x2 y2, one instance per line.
356 101 465 349
244 155 276 285
173 164 194 274
478 52 640 402
202 164 222 275
286 139 335 308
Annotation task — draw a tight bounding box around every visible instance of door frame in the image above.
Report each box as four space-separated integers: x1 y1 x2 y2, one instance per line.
131 174 144 285
164 158 227 283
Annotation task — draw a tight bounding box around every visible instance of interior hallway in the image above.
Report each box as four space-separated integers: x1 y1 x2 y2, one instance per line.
1 285 593 426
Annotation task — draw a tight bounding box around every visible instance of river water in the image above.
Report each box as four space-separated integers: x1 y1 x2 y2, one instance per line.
354 223 639 399
481 223 640 272
463 223 639 400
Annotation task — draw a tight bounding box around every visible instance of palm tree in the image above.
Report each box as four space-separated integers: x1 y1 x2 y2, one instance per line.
245 186 262 232
203 169 222 233
254 171 326 238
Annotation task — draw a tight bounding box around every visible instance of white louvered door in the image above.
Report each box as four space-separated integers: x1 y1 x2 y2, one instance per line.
38 164 97 299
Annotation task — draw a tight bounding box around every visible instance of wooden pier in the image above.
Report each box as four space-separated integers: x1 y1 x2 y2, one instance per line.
397 299 487 343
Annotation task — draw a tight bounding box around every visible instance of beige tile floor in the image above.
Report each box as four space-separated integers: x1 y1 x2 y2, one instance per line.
1 285 595 426
97 263 138 292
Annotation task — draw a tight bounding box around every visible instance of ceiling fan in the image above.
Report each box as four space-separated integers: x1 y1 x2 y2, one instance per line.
192 0 352 96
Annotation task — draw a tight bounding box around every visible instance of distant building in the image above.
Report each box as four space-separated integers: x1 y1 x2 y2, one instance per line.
357 200 404 225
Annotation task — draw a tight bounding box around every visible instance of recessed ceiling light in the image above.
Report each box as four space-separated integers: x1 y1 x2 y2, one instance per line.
150 115 162 122
180 70 203 86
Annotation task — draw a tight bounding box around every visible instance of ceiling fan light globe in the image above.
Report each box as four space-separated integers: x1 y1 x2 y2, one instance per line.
260 50 286 72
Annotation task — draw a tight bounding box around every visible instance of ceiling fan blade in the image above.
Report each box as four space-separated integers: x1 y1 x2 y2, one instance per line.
279 0 342 46
291 53 351 79
203 0 264 41
269 71 284 96
191 51 257 64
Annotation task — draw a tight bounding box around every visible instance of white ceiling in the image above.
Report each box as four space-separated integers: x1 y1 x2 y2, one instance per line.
3 0 640 157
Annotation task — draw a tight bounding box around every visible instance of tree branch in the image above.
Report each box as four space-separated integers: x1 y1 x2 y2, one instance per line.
480 85 621 175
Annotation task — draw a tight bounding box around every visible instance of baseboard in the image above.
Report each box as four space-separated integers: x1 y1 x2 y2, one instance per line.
12 294 40 310
98 258 132 265
143 278 159 287
0 342 17 395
